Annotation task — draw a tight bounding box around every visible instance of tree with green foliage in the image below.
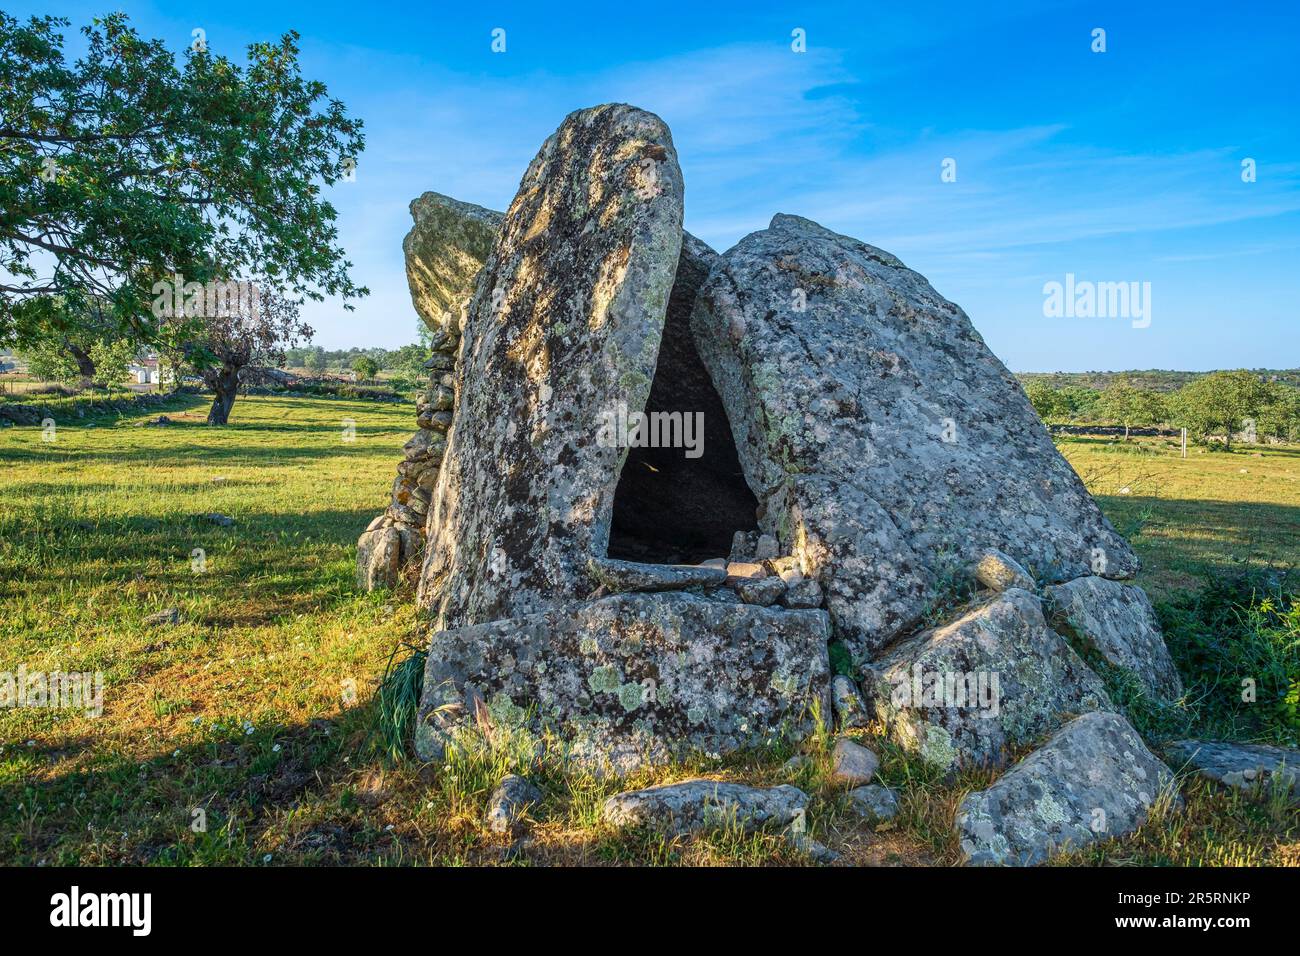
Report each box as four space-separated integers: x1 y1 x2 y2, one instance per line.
0 12 366 362
1170 370 1274 451
302 347 326 373
351 355 378 382
1023 380 1068 423
1095 383 1168 440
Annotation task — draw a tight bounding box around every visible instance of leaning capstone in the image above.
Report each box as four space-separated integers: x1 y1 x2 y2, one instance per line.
1043 575 1183 701
1166 740 1299 805
415 592 832 773
418 104 685 627
485 774 544 834
863 588 1111 773
975 550 1036 593
690 214 1138 663
956 711 1179 866
602 780 807 835
403 191 504 333
848 784 900 825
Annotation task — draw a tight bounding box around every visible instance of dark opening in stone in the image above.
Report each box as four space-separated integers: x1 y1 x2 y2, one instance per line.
607 245 760 564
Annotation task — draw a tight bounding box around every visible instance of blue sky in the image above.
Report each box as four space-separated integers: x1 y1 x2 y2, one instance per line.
19 0 1300 370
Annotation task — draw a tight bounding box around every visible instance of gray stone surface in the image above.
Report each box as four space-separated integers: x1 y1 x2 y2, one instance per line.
418 104 686 627
783 578 824 609
403 191 503 333
485 774 543 834
1044 575 1183 701
863 588 1111 773
1167 740 1299 805
735 575 786 606
975 549 1036 593
956 711 1179 866
848 784 900 825
831 674 870 728
603 780 808 834
587 556 726 592
415 592 832 774
831 737 879 785
690 213 1138 662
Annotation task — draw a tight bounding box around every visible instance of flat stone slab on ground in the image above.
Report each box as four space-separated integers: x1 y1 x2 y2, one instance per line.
1166 739 1299 805
602 779 808 834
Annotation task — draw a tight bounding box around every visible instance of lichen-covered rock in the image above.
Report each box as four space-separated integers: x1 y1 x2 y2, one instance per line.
690 214 1138 662
1166 740 1299 805
415 592 832 774
975 549 1036 593
587 557 725 592
418 104 685 627
404 191 504 333
485 774 543 834
783 577 824 609
862 588 1111 773
848 784 900 825
735 575 786 606
356 522 403 591
1044 575 1183 701
831 674 869 728
956 711 1179 866
602 780 808 834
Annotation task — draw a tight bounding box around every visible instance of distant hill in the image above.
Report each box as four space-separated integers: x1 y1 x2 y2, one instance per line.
1015 369 1300 392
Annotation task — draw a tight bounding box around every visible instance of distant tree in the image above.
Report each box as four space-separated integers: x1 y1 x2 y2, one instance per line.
302 347 326 374
351 355 379 382
175 288 312 425
1095 383 1168 440
1256 384 1300 443
384 342 432 382
1024 381 1070 423
0 12 366 356
20 321 136 388
1171 370 1273 451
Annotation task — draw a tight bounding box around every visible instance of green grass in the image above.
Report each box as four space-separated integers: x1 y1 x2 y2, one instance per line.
0 399 1296 865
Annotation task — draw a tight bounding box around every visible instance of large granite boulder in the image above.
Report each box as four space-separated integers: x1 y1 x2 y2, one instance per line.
1044 575 1183 701
414 592 832 774
690 214 1139 662
418 104 686 627
404 191 504 333
862 588 1111 773
1166 739 1299 805
956 711 1179 866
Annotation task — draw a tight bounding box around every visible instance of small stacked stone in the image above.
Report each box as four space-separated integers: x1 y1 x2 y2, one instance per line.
356 307 462 590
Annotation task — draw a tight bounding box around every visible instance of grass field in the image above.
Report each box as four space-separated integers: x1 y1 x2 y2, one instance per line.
1 394 1297 866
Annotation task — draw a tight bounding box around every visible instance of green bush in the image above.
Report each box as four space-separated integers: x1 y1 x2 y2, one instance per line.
1157 574 1300 746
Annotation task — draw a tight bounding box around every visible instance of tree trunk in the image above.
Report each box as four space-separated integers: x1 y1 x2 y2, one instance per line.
1123 423 1130 441
65 341 97 389
207 365 241 425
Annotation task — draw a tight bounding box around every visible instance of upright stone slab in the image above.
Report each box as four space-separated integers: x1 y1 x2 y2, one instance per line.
414 592 832 774
417 104 685 626
691 214 1139 661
